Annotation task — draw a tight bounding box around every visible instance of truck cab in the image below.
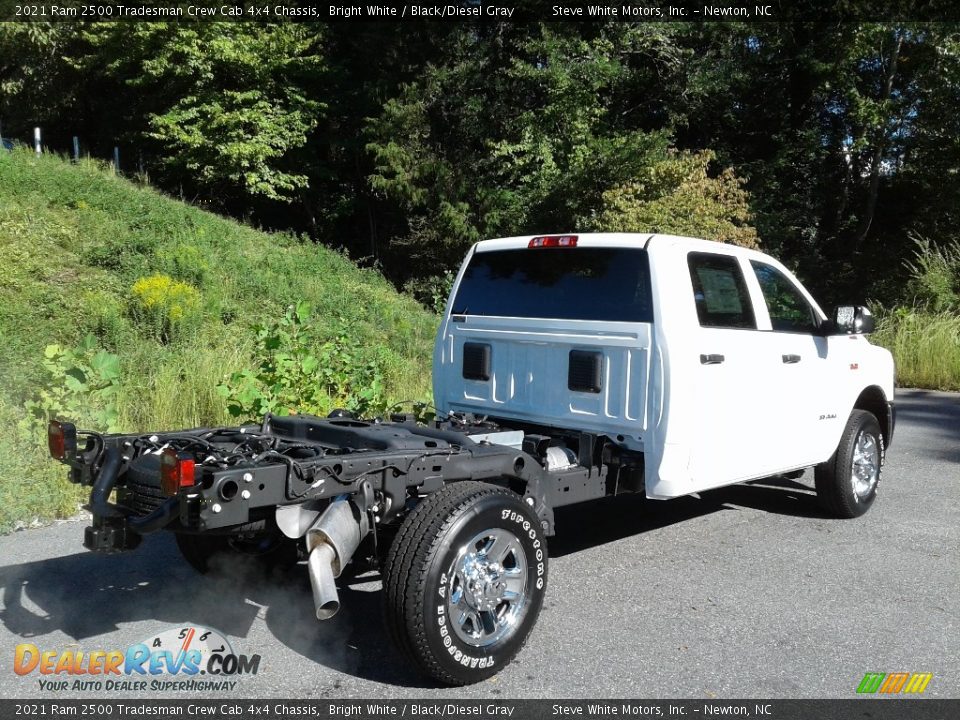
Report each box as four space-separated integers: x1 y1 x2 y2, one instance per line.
433 233 895 504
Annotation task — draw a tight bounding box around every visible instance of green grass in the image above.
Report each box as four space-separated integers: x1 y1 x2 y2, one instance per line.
0 396 79 529
0 149 437 531
873 309 960 391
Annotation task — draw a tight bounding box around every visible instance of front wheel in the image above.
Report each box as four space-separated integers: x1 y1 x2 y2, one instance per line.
815 409 884 518
382 481 548 685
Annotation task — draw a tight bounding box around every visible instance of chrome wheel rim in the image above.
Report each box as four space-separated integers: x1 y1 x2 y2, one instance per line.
446 528 529 647
851 431 880 500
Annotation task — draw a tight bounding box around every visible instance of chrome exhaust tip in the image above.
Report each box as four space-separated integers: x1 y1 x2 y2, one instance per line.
304 498 368 621
308 543 340 620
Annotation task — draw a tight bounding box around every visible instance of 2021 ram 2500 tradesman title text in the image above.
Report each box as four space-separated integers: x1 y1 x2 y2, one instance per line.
49 233 894 685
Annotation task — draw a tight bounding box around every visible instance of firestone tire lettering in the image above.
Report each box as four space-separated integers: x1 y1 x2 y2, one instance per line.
383 481 547 685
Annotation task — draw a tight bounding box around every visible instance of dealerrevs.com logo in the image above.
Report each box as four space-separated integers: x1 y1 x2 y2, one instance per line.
14 625 261 693
856 672 933 694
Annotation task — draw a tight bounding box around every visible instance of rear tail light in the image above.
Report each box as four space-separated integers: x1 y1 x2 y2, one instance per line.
160 448 196 496
48 420 77 461
528 235 578 248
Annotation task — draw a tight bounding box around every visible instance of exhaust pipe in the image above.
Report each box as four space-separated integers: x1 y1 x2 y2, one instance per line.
308 544 340 619
305 497 368 620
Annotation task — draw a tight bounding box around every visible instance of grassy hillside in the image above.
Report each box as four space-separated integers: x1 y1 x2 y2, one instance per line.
0 150 437 531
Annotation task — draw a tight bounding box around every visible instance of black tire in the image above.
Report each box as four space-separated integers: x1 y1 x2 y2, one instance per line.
175 529 299 575
382 481 548 685
123 453 169 515
815 410 885 518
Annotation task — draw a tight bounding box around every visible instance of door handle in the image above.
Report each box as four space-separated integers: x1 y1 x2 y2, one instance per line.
782 354 802 364
700 354 725 365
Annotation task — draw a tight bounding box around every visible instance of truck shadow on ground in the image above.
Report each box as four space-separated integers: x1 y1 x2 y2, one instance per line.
0 475 820 688
548 474 822 557
0 533 429 688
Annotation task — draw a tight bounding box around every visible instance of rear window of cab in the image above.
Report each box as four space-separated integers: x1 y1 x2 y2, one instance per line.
451 247 653 322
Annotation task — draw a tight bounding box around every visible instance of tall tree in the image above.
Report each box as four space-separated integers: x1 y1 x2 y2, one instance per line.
75 24 327 205
365 23 691 286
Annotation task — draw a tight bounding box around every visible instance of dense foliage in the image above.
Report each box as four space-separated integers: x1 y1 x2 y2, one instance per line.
218 301 391 419
4 22 959 308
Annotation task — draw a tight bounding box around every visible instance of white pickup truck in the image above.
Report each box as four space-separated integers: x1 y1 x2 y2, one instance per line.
51 232 894 686
434 232 895 517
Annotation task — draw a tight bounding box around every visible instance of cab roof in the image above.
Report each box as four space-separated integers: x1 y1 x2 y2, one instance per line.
474 233 762 258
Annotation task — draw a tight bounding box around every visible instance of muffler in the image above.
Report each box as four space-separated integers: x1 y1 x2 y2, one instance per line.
305 497 368 620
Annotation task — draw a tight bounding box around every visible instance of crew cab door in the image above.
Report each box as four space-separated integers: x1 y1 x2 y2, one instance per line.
687 252 778 486
747 261 840 468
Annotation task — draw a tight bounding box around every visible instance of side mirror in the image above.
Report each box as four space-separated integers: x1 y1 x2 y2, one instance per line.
828 305 875 335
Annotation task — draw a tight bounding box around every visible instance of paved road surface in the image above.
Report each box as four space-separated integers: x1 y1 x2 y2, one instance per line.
0 390 956 699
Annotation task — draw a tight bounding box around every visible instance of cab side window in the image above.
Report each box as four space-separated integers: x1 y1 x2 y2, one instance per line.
750 261 819 334
687 253 757 329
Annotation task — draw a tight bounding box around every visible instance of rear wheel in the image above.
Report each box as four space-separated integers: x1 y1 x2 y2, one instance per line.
382 481 548 685
815 410 884 518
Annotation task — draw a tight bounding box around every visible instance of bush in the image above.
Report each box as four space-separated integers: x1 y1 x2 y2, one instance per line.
24 335 122 432
130 273 202 342
873 308 960 391
903 235 960 312
0 396 85 533
405 270 455 313
80 288 130 347
116 339 246 431
219 301 390 420
157 242 210 285
586 150 759 249
868 236 960 390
